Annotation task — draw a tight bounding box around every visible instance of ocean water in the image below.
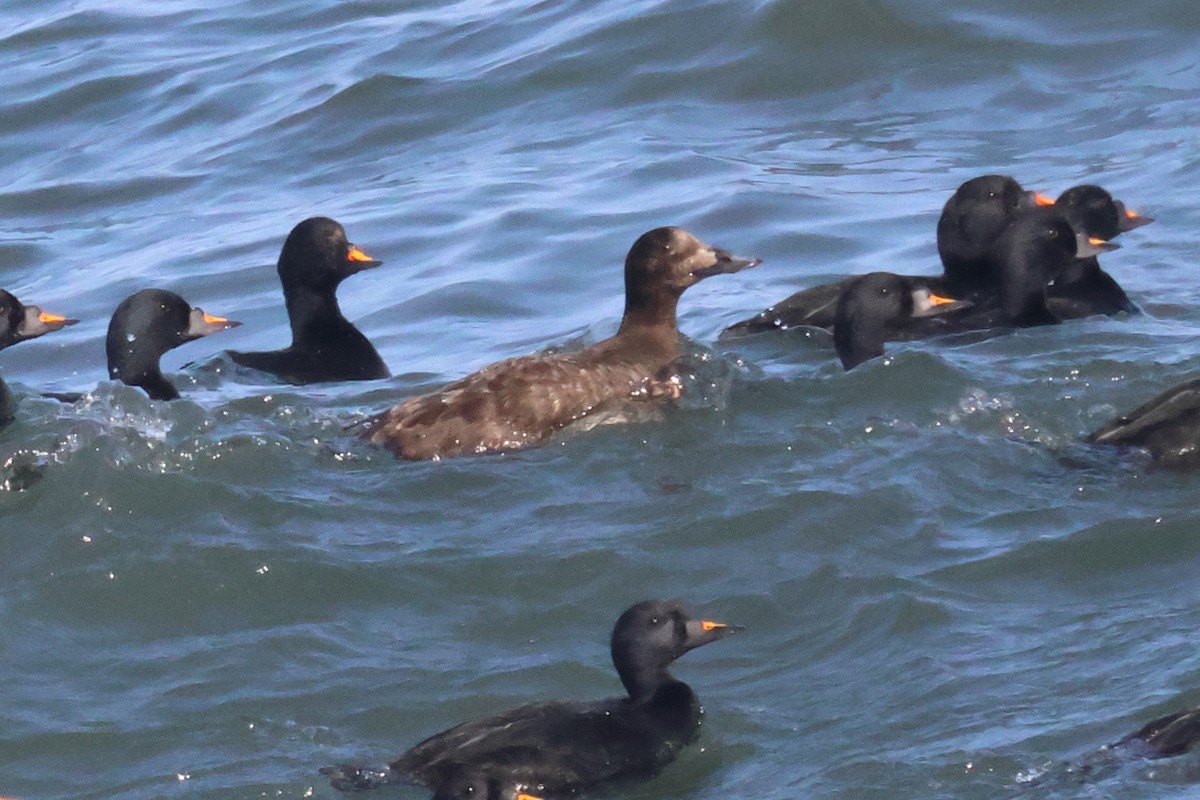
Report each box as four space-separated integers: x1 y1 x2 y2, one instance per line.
3 0 1200 798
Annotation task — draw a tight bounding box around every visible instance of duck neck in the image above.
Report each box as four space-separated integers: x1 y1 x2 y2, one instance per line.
619 663 676 705
0 374 12 425
284 283 351 347
109 351 181 401
132 369 181 401
625 675 703 742
616 289 682 357
998 254 1058 328
1051 256 1099 288
833 313 885 371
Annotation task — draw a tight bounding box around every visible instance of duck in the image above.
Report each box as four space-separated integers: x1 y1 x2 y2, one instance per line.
0 290 77 422
958 205 1118 329
323 600 740 798
106 289 240 400
1111 703 1200 758
831 272 964 370
229 217 388 384
1047 184 1153 319
895 205 1117 335
359 227 759 460
721 174 1046 335
1085 376 1200 466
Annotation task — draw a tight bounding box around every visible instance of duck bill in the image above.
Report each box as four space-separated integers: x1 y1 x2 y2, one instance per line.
690 248 762 280
1032 192 1056 207
911 289 971 318
683 618 742 650
346 244 383 274
17 305 79 340
186 308 242 339
1075 233 1120 258
1114 200 1154 232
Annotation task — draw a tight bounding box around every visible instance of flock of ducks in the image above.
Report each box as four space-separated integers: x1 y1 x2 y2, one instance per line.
4 174 1200 798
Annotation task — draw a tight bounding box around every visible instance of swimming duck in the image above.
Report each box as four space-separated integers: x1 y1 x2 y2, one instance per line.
107 289 240 400
0 290 77 422
229 217 388 383
1047 184 1153 319
961 205 1118 329
722 174 1044 335
360 227 759 460
1111 703 1200 758
832 272 963 370
324 600 739 798
896 205 1117 335
1085 376 1200 466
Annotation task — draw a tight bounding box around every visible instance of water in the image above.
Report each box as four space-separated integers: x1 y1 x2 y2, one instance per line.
2 0 1200 797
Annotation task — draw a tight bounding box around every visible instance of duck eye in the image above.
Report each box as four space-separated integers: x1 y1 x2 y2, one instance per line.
1047 227 1058 238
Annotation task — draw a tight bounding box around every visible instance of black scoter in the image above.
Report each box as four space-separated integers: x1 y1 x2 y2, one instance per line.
1111 703 1200 758
832 272 965 370
907 205 1117 334
1085 376 1200 466
0 290 77 421
722 174 1045 334
359 227 759 460
323 600 740 798
229 217 388 384
107 289 240 400
1048 184 1153 319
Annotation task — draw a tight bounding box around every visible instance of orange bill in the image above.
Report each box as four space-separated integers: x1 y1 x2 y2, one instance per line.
202 312 231 325
39 311 72 324
347 245 376 262
1088 236 1109 247
701 620 727 631
928 293 956 306
1034 193 1056 207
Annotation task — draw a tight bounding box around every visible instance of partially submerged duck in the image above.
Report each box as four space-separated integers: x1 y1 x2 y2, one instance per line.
229 217 388 384
359 227 759 460
1086 376 1200 467
1048 184 1153 319
107 289 240 400
831 272 963 370
944 205 1118 330
324 600 740 798
814 206 1115 366
0 289 77 422
1111 703 1200 759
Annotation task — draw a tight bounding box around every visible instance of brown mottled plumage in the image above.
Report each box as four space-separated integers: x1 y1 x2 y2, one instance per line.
360 227 759 460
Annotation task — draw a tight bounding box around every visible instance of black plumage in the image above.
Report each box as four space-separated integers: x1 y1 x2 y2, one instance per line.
325 600 740 798
831 272 964 370
230 217 388 384
722 174 1040 334
0 289 77 422
1047 184 1153 318
107 289 239 400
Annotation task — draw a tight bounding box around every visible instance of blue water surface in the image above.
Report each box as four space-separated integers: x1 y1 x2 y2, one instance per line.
3 1 1200 798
